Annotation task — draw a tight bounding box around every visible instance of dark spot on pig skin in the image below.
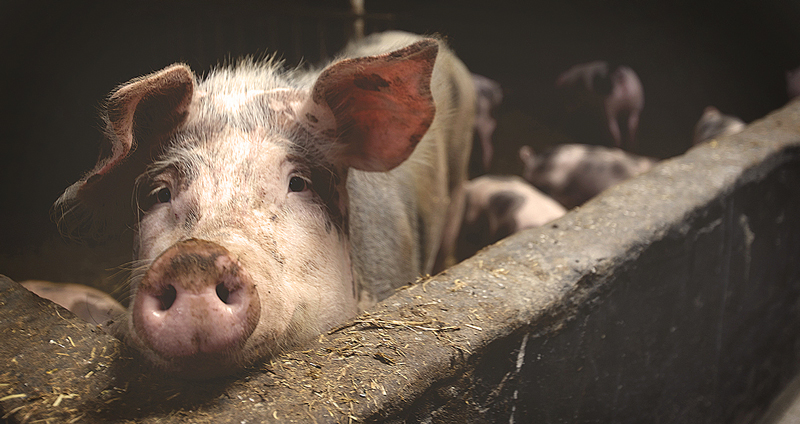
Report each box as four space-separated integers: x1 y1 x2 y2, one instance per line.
269 246 285 267
162 252 242 291
488 192 514 217
305 113 318 124
353 73 390 92
611 162 627 178
488 191 524 241
170 253 216 273
301 259 322 277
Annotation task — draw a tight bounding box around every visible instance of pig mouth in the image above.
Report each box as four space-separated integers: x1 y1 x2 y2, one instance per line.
146 350 252 380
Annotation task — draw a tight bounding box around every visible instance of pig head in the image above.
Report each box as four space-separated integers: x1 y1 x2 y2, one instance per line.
692 106 745 145
556 61 644 152
54 32 474 377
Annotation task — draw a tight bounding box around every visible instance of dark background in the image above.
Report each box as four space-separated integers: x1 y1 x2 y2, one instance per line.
1 0 798 289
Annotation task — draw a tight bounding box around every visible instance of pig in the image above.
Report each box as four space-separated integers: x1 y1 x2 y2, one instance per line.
451 175 566 262
787 65 800 100
20 280 125 325
519 144 657 209
53 31 476 378
556 61 645 151
692 106 746 145
469 73 503 176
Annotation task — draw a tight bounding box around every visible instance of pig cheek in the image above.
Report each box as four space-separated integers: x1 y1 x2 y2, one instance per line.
289 232 356 321
275 208 356 330
246 273 296 348
226 223 330 353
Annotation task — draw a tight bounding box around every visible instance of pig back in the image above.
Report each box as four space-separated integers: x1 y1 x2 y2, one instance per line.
345 32 476 305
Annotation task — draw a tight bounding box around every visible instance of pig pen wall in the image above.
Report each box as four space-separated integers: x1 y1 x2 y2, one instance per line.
2 100 799 423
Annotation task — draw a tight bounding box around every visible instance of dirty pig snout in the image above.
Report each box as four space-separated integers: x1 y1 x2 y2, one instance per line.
132 239 261 361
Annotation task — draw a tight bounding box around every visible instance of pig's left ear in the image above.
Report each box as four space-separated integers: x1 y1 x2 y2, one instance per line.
298 39 438 172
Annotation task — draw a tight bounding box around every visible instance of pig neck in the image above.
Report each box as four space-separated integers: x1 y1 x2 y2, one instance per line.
346 166 424 308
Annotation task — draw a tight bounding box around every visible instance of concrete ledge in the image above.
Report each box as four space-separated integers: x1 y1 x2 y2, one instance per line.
2 100 800 423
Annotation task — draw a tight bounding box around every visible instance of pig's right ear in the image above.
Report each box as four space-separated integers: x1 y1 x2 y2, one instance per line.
54 64 195 241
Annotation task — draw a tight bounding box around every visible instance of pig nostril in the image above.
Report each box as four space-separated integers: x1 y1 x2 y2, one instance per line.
156 285 177 311
216 283 231 304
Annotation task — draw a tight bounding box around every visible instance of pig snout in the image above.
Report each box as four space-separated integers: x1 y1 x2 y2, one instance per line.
132 239 260 364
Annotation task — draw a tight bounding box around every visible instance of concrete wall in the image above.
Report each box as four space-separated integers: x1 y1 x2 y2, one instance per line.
2 100 800 423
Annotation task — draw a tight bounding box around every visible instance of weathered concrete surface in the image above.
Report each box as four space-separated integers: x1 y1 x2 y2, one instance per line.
0 276 123 422
2 99 800 423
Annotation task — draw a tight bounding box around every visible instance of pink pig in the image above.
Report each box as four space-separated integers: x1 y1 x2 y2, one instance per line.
557 61 645 151
53 31 476 378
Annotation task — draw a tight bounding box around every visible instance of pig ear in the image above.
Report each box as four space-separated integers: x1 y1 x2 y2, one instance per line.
54 64 195 240
298 39 438 172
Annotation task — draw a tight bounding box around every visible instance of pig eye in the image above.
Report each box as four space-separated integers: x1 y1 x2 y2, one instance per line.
156 187 172 203
288 176 308 193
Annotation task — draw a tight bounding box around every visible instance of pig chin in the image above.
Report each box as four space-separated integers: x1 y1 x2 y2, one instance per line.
117 284 314 379
121 304 314 379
